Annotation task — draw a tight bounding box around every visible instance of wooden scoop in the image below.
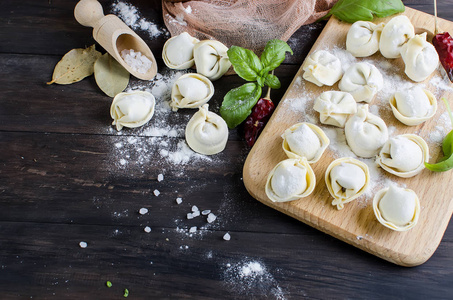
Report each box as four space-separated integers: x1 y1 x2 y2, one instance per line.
74 0 157 80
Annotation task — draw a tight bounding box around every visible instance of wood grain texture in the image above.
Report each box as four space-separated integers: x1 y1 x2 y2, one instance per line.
243 7 453 267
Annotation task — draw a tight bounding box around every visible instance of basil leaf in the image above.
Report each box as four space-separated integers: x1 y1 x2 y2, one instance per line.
442 131 453 158
220 82 262 129
264 73 280 89
325 0 405 23
256 76 265 87
424 152 453 172
260 39 293 73
425 98 453 172
227 46 263 82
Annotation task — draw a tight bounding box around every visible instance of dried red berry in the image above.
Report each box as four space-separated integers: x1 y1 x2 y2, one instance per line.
433 32 453 82
244 97 275 147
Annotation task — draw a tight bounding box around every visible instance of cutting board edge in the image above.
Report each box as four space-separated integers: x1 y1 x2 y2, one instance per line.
243 170 442 267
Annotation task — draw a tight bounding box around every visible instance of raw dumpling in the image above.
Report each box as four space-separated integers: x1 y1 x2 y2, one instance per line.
185 104 228 155
400 32 439 82
389 86 437 126
314 91 357 127
338 62 383 103
162 32 200 70
345 104 388 158
346 21 385 57
302 50 343 87
265 158 316 202
379 15 415 59
281 122 330 163
373 185 420 231
110 91 155 131
376 134 429 178
325 157 370 210
171 73 214 111
193 40 231 81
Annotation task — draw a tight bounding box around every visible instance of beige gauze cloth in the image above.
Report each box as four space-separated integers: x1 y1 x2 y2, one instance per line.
162 0 338 53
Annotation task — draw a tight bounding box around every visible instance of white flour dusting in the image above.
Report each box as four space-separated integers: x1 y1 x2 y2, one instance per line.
107 69 216 169
222 259 286 299
112 1 167 39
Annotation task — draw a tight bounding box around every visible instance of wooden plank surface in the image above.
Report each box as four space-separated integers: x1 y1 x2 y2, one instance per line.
0 0 453 298
244 7 453 267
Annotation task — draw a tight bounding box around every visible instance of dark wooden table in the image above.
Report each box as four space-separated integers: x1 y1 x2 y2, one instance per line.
1 0 452 299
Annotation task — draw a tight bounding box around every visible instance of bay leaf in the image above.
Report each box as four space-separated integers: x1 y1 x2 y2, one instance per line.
94 53 130 97
47 44 102 85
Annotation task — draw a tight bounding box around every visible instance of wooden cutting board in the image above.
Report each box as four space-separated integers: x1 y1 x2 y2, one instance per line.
243 7 453 267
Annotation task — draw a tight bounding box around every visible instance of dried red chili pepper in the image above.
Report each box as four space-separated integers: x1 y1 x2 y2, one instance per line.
433 32 453 82
244 88 275 147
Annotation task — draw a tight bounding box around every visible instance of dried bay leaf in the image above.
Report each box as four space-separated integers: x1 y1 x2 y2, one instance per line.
47 44 101 85
94 53 130 97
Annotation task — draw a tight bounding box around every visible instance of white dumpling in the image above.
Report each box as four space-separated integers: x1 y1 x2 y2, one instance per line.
376 134 429 178
265 158 316 202
400 32 439 82
170 73 214 111
325 157 370 210
281 122 330 163
313 91 357 127
185 104 228 155
379 15 415 59
373 185 420 231
193 40 231 81
162 32 200 70
110 91 155 131
389 86 437 126
346 21 385 57
338 62 383 103
302 50 343 87
345 104 388 158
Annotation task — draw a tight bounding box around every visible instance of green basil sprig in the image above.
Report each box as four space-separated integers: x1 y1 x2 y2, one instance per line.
220 39 293 128
425 98 453 172
323 0 405 23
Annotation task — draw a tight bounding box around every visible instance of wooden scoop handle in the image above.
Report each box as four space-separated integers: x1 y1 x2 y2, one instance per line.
74 0 105 28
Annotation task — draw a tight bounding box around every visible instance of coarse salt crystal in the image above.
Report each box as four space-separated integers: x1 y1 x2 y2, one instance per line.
187 213 194 219
79 241 87 248
191 205 199 212
153 189 160 196
176 197 183 204
192 210 200 217
189 226 197 233
207 213 217 223
139 208 148 215
157 174 164 182
121 49 152 74
201 210 211 215
144 226 151 233
223 233 231 241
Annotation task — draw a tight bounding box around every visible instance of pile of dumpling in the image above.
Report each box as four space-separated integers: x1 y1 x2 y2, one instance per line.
109 32 231 156
265 15 440 232
163 32 231 155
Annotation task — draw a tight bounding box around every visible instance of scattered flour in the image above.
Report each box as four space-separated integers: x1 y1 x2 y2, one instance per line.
108 69 213 169
112 1 166 39
222 260 286 299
